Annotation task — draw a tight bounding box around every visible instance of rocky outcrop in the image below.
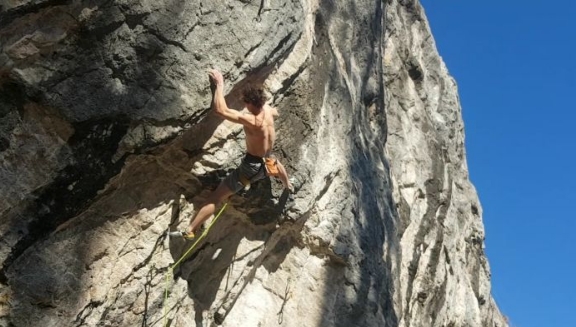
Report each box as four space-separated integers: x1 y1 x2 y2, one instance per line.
384 2 507 326
0 0 507 326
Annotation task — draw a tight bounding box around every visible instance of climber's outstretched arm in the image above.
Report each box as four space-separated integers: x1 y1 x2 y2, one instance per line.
208 69 254 127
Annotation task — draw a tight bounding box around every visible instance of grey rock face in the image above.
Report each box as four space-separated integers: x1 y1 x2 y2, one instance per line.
384 1 507 326
0 0 508 326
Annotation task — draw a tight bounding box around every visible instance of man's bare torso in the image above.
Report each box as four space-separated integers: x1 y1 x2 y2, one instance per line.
244 105 277 157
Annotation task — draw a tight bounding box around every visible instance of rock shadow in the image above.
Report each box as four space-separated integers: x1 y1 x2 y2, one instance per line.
158 168 297 326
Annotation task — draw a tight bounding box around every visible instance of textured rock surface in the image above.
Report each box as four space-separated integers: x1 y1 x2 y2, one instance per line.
384 2 507 326
0 0 508 326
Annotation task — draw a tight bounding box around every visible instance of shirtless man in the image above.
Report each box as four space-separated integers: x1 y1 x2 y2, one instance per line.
172 69 293 239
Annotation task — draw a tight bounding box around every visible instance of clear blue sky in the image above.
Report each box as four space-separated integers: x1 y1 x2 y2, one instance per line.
419 1 576 326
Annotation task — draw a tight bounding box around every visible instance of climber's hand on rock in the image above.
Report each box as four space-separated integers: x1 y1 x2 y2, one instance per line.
208 69 224 88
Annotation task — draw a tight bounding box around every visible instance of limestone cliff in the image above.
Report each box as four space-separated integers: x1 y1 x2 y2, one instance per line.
0 0 508 326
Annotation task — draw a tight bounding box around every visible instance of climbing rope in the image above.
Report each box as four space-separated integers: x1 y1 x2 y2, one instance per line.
163 203 228 327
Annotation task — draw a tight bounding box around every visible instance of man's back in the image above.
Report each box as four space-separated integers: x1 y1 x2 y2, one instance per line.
244 105 276 157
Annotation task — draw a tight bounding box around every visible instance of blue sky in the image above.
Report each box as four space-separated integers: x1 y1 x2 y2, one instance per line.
419 1 576 326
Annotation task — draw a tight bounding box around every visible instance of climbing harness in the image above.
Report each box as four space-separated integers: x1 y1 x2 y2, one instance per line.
162 203 228 327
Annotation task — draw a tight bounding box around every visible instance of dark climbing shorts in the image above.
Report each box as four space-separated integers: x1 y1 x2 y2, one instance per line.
223 153 267 193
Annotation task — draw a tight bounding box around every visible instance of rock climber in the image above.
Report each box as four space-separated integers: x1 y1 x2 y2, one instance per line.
170 69 294 240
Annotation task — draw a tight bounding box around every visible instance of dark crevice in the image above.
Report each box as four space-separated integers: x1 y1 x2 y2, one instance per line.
124 12 149 30
84 18 125 41
471 203 479 216
407 59 424 82
243 40 263 59
121 232 167 285
263 31 296 65
74 300 102 326
147 29 189 53
0 137 9 151
274 63 307 99
0 80 27 112
184 20 200 40
0 0 70 29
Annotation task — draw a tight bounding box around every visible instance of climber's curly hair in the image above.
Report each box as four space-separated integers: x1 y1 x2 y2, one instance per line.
241 86 267 108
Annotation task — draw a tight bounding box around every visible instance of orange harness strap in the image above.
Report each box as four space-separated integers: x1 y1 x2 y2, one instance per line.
264 157 280 177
